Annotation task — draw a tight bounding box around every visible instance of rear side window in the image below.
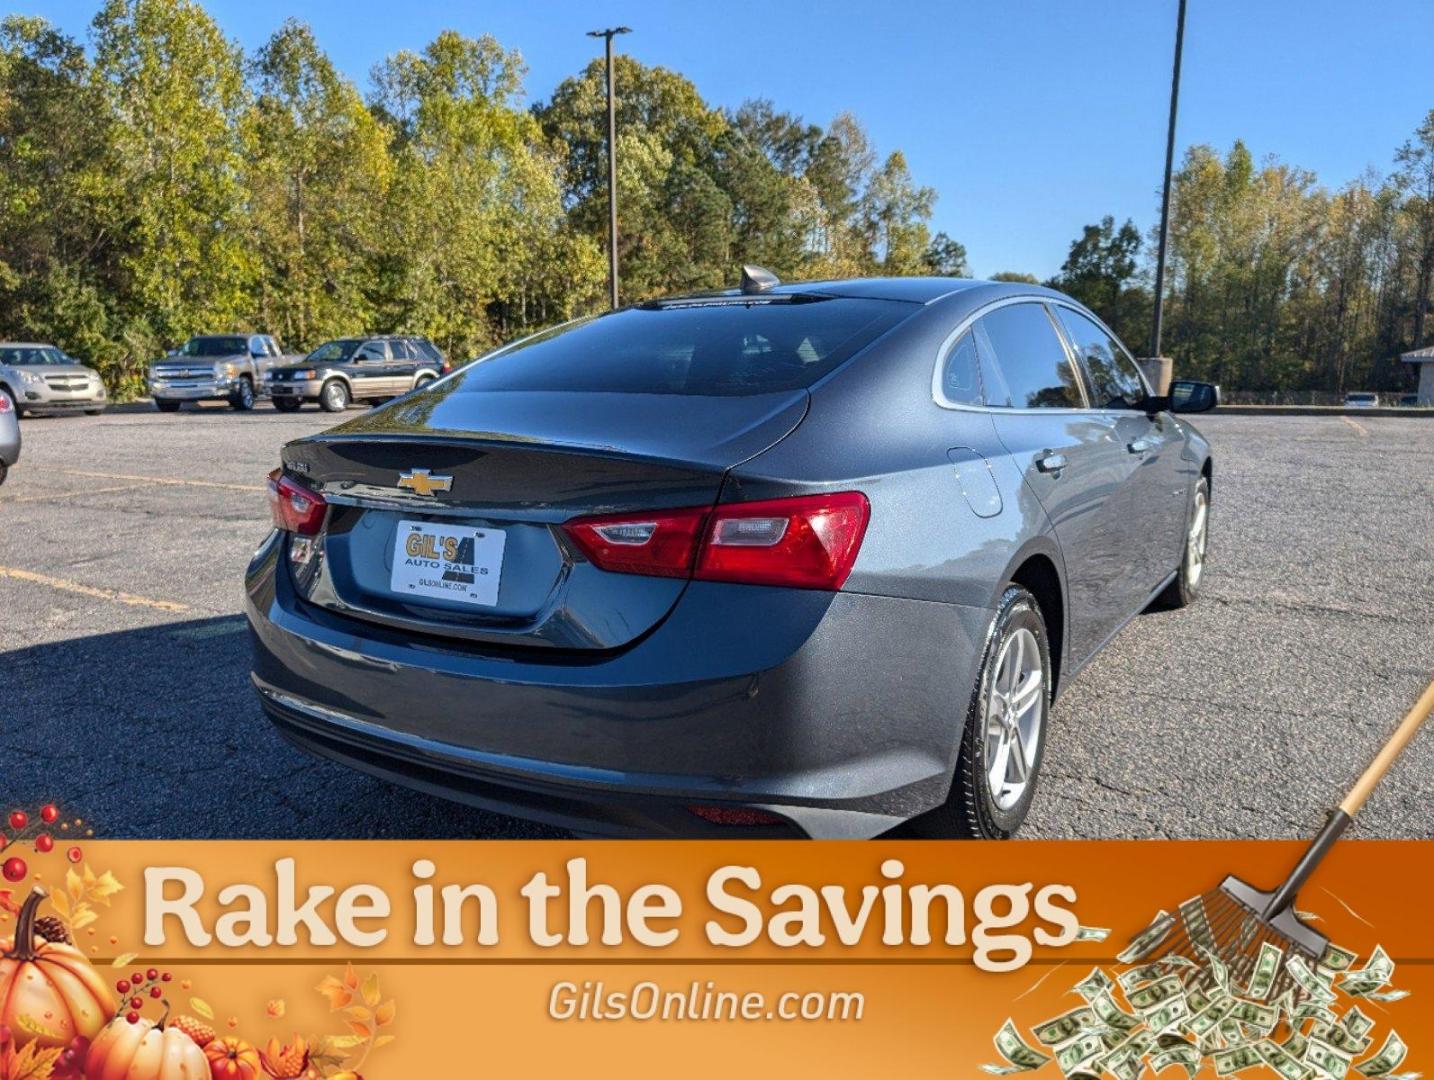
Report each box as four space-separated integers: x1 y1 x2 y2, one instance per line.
939 330 984 405
976 303 1083 409
1054 307 1147 409
454 298 910 397
413 338 444 364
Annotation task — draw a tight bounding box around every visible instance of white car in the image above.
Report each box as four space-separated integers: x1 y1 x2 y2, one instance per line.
0 343 107 417
1343 392 1379 408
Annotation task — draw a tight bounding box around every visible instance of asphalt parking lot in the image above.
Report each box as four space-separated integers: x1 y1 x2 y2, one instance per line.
1 404 1431 840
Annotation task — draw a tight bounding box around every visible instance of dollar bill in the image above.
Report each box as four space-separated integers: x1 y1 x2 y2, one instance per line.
1294 1000 1338 1027
1343 1007 1375 1039
1258 1038 1313 1080
1362 989 1409 1003
1145 995 1191 1034
1199 945 1232 993
1246 941 1284 1001
1118 911 1175 964
1073 967 1114 1002
1151 1043 1201 1080
1089 990 1140 1034
1179 895 1217 952
1075 925 1111 942
1312 1020 1373 1056
984 1019 1053 1074
1355 1032 1408 1078
1288 954 1339 1005
1213 1044 1263 1076
1320 943 1359 973
1056 1033 1106 1076
1283 1031 1309 1059
1307 1037 1354 1079
1228 999 1278 1033
1187 996 1237 1039
1340 946 1394 997
1127 974 1184 1014
1033 1006 1098 1047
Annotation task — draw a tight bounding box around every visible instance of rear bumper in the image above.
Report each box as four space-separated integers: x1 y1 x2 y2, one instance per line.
245 533 993 838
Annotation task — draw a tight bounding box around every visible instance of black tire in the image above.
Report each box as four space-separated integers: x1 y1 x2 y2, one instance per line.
272 397 302 413
318 379 349 413
909 585 1052 839
0 461 7 486
85 408 105 416
1155 476 1210 609
229 377 255 411
154 399 181 413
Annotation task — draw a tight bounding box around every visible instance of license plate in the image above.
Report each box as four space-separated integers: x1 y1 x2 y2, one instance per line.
390 520 505 607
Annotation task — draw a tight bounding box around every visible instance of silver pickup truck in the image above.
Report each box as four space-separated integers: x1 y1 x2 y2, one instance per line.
148 334 300 412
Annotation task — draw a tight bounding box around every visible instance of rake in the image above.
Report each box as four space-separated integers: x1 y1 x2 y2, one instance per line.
1132 678 1434 1003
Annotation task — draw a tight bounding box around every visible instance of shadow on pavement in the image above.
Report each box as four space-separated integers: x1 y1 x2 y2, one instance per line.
2 614 564 840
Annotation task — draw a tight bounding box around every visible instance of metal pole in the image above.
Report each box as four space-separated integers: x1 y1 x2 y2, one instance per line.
1150 0 1187 360
587 27 631 310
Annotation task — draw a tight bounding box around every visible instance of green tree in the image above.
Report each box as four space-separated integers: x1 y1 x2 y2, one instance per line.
1049 215 1144 344
90 0 255 376
244 19 392 350
991 271 1039 284
861 150 935 275
1393 110 1434 348
922 232 969 277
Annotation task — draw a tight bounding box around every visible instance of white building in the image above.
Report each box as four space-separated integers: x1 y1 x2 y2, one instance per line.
1401 344 1434 403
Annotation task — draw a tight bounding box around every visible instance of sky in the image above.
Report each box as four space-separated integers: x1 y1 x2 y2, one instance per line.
19 0 1434 279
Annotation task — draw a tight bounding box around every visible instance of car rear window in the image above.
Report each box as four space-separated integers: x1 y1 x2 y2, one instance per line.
454 298 911 396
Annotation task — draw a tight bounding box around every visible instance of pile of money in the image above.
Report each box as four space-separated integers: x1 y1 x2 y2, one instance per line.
983 904 1415 1080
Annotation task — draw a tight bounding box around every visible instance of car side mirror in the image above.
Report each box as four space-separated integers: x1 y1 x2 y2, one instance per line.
1169 379 1219 413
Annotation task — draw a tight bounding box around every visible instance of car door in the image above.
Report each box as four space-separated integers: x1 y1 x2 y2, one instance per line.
389 338 421 391
349 339 390 399
976 300 1141 666
1053 305 1188 594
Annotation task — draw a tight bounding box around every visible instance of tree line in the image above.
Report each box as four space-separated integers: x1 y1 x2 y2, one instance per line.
1 0 1430 397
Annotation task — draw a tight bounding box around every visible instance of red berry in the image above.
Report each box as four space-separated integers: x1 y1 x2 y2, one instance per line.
35 834 53 853
1 856 26 882
40 805 58 824
8 811 26 831
161 972 172 982
146 968 158 981
116 980 130 994
129 997 143 1010
60 1048 76 1066
66 846 82 863
125 1011 139 1024
149 986 162 999
131 972 143 986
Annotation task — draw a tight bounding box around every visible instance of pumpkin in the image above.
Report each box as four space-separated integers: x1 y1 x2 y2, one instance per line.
85 1014 208 1080
0 887 114 1050
204 1036 261 1080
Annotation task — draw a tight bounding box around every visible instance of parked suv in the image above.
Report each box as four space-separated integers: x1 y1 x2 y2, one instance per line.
149 334 298 412
0 343 107 416
266 336 446 412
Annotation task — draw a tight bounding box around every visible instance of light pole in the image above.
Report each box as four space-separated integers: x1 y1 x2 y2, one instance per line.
587 26 631 310
1150 0 1187 360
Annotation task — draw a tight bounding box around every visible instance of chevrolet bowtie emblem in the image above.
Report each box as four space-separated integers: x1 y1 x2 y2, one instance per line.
397 469 453 497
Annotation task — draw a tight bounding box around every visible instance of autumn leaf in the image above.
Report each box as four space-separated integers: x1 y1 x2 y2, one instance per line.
65 869 83 904
266 999 285 1019
373 1000 395 1027
315 975 352 1011
360 972 380 1008
13 1014 63 1041
342 963 358 990
111 952 138 968
321 1035 364 1053
3 1041 64 1080
0 890 19 917
373 1034 396 1049
86 869 124 905
344 1020 371 1040
47 891 69 920
189 997 215 1020
342 1006 371 1025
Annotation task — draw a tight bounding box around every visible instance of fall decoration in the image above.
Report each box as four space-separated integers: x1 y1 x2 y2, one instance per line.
311 966 394 1077
167 1016 214 1050
0 888 115 1052
204 1036 260 1080
259 1036 310 1079
84 1012 207 1080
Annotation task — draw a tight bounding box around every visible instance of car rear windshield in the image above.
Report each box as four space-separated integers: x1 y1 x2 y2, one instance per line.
179 336 248 357
454 298 911 396
0 347 66 366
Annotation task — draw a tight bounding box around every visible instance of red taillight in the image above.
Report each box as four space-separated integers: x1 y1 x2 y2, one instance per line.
0 394 11 413
266 468 327 536
562 491 869 591
563 505 708 578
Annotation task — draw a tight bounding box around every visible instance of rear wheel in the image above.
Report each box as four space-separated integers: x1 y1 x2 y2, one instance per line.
319 379 349 413
229 377 255 411
1156 476 1209 609
85 407 105 416
415 374 435 390
0 461 7 485
910 585 1051 839
272 397 302 413
154 399 181 413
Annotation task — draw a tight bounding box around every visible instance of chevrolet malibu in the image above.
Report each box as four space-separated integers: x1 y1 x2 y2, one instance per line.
246 274 1217 839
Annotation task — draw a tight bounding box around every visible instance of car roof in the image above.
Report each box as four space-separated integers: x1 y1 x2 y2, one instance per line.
664 276 1068 307
0 342 58 349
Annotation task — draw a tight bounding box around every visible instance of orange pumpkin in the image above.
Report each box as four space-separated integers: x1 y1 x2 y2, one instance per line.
85 1014 208 1080
204 1036 261 1080
0 887 114 1050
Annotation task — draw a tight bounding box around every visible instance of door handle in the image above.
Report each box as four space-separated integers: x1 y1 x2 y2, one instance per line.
1035 452 1067 475
1128 438 1153 454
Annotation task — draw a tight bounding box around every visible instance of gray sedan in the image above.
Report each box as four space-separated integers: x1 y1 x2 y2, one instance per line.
0 387 18 484
0 343 107 416
246 274 1216 839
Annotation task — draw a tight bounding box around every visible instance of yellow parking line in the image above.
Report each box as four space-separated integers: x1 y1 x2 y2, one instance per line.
0 483 145 504
60 469 264 493
1340 416 1369 438
0 565 190 612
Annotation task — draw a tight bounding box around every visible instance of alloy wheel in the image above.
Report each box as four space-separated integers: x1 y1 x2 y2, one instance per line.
984 626 1045 811
1186 489 1209 588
